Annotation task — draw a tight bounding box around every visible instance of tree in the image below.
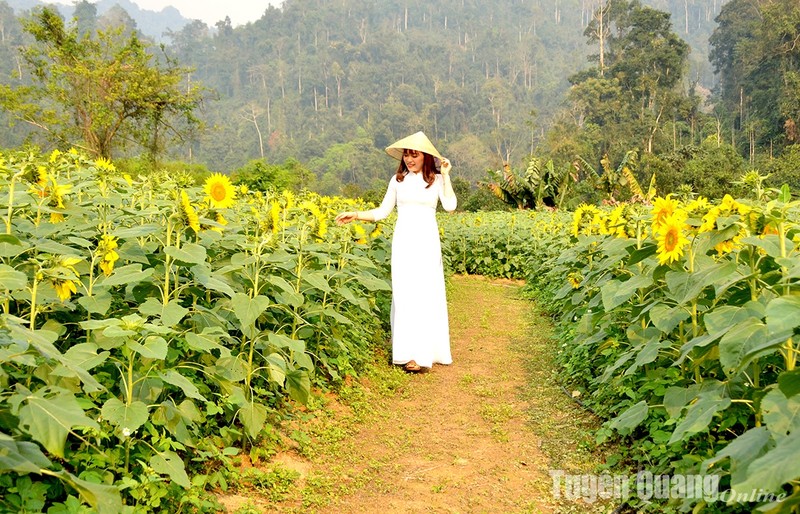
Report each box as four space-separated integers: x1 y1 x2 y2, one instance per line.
710 0 800 151
72 0 97 37
0 7 203 160
568 0 692 161
231 157 314 192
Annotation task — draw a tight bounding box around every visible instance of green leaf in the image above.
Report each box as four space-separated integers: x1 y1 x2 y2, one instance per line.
50 469 123 514
779 369 800 398
165 243 207 266
213 355 247 382
159 370 206 401
239 402 268 439
668 395 731 445
18 390 100 458
51 343 108 394
150 450 190 488
126 336 168 360
665 261 737 304
77 291 112 315
231 293 270 328
718 320 768 374
7 324 60 360
702 427 770 486
193 267 235 297
265 353 286 385
608 401 648 435
650 303 689 334
741 235 794 259
779 184 792 202
0 264 27 290
267 332 305 354
761 388 800 440
302 270 332 293
101 398 149 433
766 295 800 336
184 329 227 354
285 370 311 404
663 385 700 419
99 263 154 287
113 224 161 238
0 432 52 473
160 300 189 327
625 242 657 266
354 271 391 292
601 274 653 311
732 431 800 497
323 307 353 325
293 351 314 370
337 285 370 311
624 340 664 376
704 305 761 337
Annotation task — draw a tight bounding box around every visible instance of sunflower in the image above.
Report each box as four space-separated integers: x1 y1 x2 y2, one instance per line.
567 272 582 289
97 234 120 276
651 194 681 231
179 190 201 233
300 200 328 239
53 279 78 301
353 223 367 244
94 156 116 172
268 200 281 234
203 173 236 209
48 255 82 301
211 212 228 233
572 203 601 237
656 212 689 265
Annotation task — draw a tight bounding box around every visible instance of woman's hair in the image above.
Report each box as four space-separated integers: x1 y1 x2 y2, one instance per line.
395 152 438 188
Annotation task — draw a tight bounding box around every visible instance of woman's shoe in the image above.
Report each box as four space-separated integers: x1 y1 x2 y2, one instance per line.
403 360 422 372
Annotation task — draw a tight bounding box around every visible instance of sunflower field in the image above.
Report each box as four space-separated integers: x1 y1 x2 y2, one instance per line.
439 186 800 513
0 148 392 513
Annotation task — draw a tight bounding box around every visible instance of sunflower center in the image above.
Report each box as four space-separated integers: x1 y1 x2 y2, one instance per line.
210 183 227 201
664 228 679 251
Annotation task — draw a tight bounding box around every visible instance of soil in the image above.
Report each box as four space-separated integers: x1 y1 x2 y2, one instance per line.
219 274 609 514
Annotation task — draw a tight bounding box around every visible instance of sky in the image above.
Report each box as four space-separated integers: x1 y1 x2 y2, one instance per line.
130 1 282 27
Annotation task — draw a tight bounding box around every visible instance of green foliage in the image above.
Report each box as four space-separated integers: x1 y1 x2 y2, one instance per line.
230 158 314 193
710 0 800 152
763 144 800 192
440 197 800 512
486 157 576 210
0 148 392 512
568 0 695 163
641 138 746 199
0 7 203 160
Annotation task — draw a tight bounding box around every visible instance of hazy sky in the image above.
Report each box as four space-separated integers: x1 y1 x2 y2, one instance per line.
131 1 282 27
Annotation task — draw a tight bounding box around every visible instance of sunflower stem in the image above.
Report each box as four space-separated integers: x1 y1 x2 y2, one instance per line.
163 219 173 305
29 274 39 330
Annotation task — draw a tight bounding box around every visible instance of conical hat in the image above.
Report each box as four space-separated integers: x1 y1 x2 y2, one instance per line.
385 131 442 160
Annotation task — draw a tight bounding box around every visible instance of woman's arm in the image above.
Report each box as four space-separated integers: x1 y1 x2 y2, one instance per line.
439 158 457 212
335 178 396 225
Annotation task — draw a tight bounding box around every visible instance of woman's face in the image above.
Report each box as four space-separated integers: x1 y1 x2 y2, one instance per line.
402 149 424 173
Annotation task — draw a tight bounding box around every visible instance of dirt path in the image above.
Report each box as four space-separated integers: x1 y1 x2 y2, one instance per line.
221 274 607 514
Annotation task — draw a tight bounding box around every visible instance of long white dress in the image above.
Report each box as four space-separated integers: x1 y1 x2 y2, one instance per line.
366 171 457 368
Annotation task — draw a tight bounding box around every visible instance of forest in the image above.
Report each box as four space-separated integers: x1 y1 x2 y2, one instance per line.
0 0 799 204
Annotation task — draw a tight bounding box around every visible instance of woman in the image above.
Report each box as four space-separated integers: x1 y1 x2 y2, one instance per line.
335 131 457 372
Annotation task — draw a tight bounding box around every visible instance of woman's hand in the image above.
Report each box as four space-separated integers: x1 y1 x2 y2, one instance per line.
440 157 452 176
335 211 358 225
